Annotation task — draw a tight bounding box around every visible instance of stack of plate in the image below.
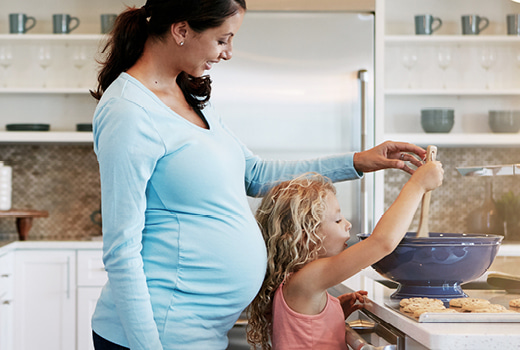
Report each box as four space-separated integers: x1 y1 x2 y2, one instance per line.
6 124 50 131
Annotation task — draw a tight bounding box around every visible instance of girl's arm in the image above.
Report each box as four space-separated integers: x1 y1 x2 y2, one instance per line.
285 161 443 314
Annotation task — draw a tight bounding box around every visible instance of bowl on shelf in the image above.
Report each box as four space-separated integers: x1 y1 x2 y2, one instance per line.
420 108 454 133
357 232 503 301
76 123 92 132
488 110 520 133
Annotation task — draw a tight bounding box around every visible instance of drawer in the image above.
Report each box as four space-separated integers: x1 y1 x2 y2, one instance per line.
77 250 107 287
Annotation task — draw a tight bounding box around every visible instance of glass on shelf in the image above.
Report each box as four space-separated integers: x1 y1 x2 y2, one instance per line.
437 46 452 89
37 45 52 88
401 47 417 89
479 47 496 90
72 45 88 88
0 45 13 88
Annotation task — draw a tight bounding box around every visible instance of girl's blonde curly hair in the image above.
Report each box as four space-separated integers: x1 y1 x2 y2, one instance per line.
247 172 336 350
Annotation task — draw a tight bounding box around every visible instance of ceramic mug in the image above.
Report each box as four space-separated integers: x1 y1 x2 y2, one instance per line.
507 14 520 35
52 14 80 34
415 14 442 35
100 13 117 34
461 15 489 35
9 13 36 34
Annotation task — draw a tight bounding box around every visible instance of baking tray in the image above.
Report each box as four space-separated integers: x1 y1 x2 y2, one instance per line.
385 296 520 323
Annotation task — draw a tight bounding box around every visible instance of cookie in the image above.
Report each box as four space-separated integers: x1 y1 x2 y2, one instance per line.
461 300 493 312
402 301 444 314
399 297 442 308
449 298 490 308
471 304 507 313
509 298 520 308
412 306 448 318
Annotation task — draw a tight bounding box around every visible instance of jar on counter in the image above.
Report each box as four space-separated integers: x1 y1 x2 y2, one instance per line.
0 161 12 211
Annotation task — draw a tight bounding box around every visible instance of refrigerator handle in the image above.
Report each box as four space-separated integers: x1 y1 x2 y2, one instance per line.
358 69 369 234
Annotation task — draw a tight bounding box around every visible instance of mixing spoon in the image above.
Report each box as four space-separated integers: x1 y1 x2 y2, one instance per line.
416 145 437 238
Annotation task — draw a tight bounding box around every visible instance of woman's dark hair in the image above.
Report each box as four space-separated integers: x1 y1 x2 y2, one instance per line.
90 0 246 110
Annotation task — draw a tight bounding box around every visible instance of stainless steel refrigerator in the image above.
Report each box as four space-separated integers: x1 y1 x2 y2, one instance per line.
211 10 375 237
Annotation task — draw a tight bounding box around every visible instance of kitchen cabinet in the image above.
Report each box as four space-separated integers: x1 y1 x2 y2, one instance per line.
0 0 143 144
0 252 14 350
375 0 520 148
77 250 107 350
373 0 520 222
0 35 101 143
14 250 76 350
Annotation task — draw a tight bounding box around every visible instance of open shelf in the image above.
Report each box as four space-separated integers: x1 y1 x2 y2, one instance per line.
385 89 520 96
385 35 520 44
0 131 93 143
384 133 520 147
0 88 93 94
0 34 105 42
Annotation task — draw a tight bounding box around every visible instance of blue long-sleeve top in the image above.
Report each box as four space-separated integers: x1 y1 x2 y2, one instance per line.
91 73 362 350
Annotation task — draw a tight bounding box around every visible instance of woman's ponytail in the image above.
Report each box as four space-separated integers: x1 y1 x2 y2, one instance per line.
90 7 149 100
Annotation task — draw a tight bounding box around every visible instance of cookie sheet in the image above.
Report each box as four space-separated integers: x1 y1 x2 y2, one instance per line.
385 294 520 323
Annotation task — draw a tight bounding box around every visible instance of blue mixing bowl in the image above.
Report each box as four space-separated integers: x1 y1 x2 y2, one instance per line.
357 232 503 301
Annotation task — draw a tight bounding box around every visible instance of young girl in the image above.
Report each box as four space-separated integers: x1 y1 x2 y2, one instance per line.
247 161 443 350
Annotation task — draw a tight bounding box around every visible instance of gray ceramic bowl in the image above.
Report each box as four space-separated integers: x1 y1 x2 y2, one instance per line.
420 108 454 133
488 110 520 133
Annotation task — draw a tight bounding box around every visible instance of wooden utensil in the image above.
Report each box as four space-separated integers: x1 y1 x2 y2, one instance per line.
416 145 437 238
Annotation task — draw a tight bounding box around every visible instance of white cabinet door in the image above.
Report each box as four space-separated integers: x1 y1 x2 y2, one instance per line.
0 252 14 350
77 250 106 350
14 250 76 350
77 287 102 350
0 299 13 350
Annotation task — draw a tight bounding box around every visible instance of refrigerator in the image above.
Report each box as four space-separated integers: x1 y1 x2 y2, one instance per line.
211 11 375 239
211 11 375 349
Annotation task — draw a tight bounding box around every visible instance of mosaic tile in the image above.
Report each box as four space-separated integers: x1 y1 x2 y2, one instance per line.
0 145 101 240
384 147 520 240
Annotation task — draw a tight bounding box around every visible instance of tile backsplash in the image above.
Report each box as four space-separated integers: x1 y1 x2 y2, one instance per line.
0 145 518 241
384 147 520 239
0 144 101 240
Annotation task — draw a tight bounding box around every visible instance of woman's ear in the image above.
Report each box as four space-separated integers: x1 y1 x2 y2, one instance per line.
170 22 188 46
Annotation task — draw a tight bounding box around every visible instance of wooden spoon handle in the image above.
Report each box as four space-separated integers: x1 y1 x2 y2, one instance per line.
417 145 437 237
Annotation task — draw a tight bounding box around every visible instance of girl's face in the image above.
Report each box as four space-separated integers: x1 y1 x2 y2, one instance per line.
317 192 352 258
182 9 245 77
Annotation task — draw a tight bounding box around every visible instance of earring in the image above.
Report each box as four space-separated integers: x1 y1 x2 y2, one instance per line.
179 41 184 46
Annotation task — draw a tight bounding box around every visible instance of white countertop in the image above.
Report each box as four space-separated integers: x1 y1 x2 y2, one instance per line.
341 270 520 350
0 239 103 254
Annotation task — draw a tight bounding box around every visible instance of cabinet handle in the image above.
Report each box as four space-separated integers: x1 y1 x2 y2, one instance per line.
358 69 371 234
2 300 12 305
66 256 71 299
1 273 10 278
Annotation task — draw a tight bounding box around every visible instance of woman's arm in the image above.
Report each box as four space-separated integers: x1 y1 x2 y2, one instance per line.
94 98 165 350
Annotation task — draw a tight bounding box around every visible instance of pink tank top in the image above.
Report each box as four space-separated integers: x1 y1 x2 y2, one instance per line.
271 283 348 350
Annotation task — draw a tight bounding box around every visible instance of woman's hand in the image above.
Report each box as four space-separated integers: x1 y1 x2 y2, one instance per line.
353 141 426 175
338 290 368 319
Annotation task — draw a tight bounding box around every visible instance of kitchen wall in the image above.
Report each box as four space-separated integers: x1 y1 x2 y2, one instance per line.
384 147 519 240
0 144 100 240
0 144 517 241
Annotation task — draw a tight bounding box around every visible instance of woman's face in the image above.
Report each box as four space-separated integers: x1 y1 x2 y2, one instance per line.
317 192 352 258
182 9 245 77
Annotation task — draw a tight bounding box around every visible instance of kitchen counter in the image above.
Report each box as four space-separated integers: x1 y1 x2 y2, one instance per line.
340 269 520 350
0 239 103 255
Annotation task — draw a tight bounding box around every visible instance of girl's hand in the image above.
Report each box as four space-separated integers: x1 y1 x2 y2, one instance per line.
338 290 368 319
410 161 444 192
